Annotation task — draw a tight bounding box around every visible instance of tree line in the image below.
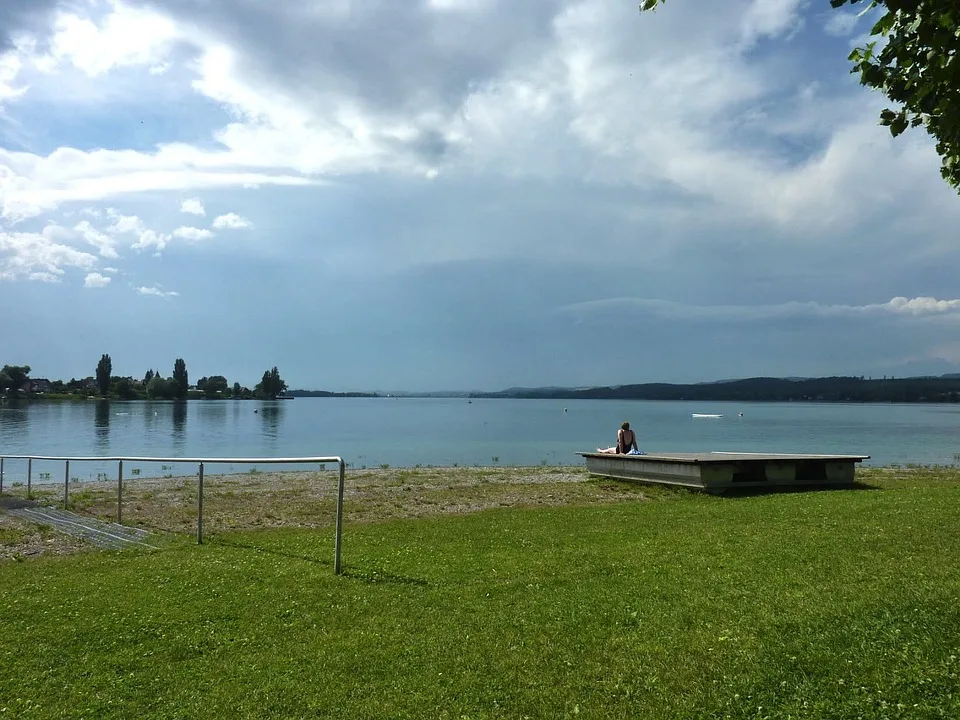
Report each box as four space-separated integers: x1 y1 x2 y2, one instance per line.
2 357 288 401
473 376 960 404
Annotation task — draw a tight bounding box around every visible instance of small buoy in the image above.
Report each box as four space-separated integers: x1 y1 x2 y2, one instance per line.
564 408 568 412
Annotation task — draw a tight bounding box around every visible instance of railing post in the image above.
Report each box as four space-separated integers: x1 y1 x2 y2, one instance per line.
0 457 4 494
335 459 345 574
27 458 32 499
197 462 204 545
117 460 123 524
64 460 70 509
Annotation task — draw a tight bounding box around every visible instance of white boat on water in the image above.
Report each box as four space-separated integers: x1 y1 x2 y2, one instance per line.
692 413 723 418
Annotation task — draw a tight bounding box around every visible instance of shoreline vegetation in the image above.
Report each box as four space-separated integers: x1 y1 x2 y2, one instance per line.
2 464 960 717
5 360 960 403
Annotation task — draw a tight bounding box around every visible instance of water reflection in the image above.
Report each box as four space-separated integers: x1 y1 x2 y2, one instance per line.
259 402 285 444
196 400 227 426
172 401 188 450
94 400 110 450
0 400 29 440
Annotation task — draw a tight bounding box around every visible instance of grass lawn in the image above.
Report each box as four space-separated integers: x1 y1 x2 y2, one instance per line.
1 468 959 718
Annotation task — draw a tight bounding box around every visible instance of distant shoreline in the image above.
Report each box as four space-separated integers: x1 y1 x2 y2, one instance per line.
6 374 960 404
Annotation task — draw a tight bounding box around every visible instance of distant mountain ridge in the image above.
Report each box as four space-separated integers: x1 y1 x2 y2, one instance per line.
293 374 960 403
469 375 960 403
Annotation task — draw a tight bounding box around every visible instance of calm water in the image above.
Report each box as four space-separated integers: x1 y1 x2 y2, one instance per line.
0 398 958 482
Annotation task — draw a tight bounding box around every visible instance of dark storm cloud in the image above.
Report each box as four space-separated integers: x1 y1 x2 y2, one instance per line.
0 0 61 51
141 0 564 114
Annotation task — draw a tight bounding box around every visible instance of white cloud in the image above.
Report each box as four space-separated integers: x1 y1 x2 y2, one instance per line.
885 297 960 315
0 145 316 221
0 0 953 255
102 266 119 273
740 0 807 45
823 10 860 37
101 209 170 253
212 212 251 229
73 219 118 258
0 224 97 281
137 285 178 298
173 226 214 240
42 3 179 77
105 209 144 234
83 271 110 287
180 198 205 216
0 52 26 104
131 228 172 253
558 296 960 325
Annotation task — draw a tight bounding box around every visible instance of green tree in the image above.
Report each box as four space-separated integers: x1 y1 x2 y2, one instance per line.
172 358 189 400
255 367 287 399
96 354 112 396
233 382 242 398
147 376 174 400
205 375 228 394
144 369 155 386
639 0 960 192
114 378 139 400
0 365 30 396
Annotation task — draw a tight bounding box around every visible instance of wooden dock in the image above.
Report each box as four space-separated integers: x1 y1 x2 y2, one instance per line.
579 451 870 493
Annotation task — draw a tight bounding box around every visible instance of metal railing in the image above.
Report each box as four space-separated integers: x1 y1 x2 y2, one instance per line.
0 455 347 573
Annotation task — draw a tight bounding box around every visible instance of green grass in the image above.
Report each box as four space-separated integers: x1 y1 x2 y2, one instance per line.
1 474 960 718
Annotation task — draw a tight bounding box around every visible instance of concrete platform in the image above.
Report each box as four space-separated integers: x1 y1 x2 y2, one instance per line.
578 451 870 493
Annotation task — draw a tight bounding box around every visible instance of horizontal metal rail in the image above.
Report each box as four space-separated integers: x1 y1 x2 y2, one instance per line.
0 454 347 573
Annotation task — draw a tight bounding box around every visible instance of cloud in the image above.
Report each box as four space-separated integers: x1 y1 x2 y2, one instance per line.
83 271 111 288
173 226 214 240
136 285 179 298
73 220 119 258
0 52 26 104
823 9 861 37
0 224 98 281
558 296 960 325
41 3 180 77
886 297 960 315
212 212 251 229
0 0 61 53
131 229 172 253
105 210 145 235
0 0 950 239
0 146 316 222
180 198 205 215
740 0 807 45
103 209 172 253
180 198 207 216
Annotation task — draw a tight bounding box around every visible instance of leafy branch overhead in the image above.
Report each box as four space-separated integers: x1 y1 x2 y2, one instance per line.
639 0 960 192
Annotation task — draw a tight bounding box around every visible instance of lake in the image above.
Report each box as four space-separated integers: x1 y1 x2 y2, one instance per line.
1 397 958 483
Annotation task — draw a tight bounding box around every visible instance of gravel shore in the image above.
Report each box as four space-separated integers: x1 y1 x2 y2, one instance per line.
1 465 653 560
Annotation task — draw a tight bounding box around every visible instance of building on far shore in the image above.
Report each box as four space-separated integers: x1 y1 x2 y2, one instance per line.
20 379 53 393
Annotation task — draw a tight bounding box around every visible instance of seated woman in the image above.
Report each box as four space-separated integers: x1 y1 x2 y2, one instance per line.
597 421 638 453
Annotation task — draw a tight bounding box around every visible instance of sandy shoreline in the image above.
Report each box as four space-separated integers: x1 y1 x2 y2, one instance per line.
1 465 652 560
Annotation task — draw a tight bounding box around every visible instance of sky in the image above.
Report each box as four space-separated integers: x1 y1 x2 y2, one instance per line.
2 0 960 392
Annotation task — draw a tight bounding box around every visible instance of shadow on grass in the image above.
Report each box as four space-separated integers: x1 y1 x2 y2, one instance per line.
717 481 881 499
0 496 39 510
341 567 430 587
211 538 430 585
214 537 331 566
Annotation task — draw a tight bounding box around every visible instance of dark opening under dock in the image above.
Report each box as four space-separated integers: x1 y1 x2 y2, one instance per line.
579 451 870 493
